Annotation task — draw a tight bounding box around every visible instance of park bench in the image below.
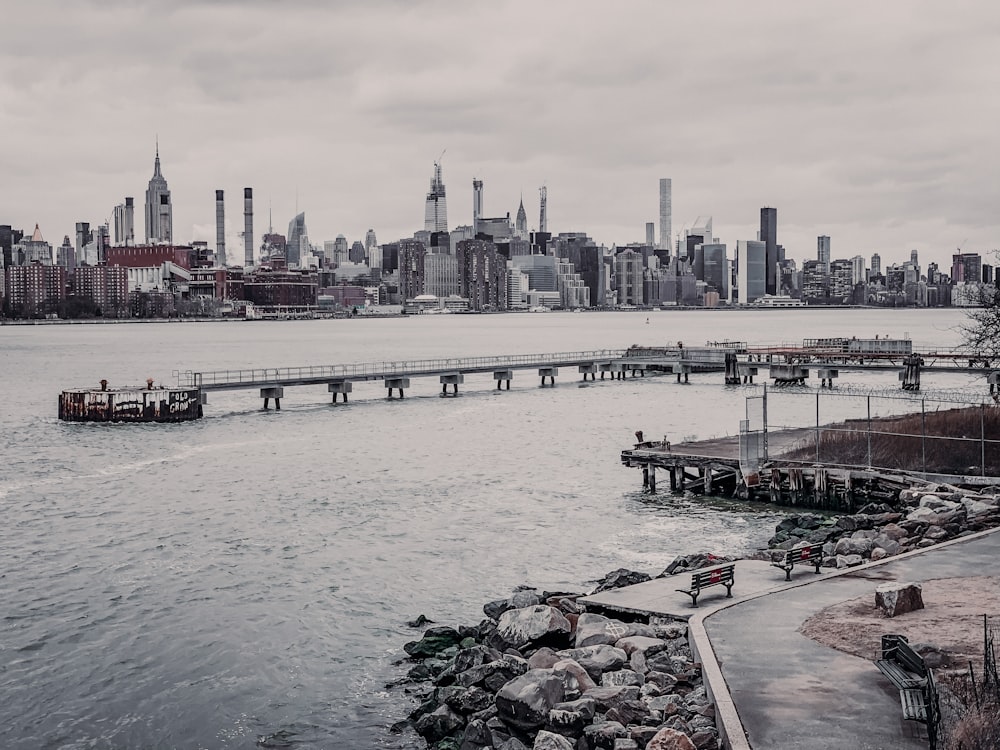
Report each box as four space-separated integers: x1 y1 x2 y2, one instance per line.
771 543 824 581
675 563 735 607
875 634 940 748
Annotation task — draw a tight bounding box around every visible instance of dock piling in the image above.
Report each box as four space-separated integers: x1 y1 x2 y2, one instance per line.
260 386 284 411
538 367 558 386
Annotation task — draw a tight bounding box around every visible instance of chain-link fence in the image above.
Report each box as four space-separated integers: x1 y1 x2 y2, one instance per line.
743 386 1000 479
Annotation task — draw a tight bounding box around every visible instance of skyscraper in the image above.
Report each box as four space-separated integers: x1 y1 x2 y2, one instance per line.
645 222 655 247
144 143 172 244
113 198 135 247
760 207 777 295
472 178 483 236
515 197 528 238
737 240 767 304
286 212 307 267
871 253 882 278
539 186 548 234
658 179 672 252
424 161 448 233
817 235 830 269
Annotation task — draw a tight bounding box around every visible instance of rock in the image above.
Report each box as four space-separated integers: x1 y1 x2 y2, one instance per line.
907 506 965 526
460 717 492 748
601 669 644 687
689 729 720 749
614 740 640 750
413 704 464 743
583 685 642 712
646 727 697 750
455 658 527 692
446 685 494 715
553 696 597 721
405 626 464 658
870 547 888 561
880 522 909 540
616 635 668 656
575 613 630 648
962 498 996 517
923 526 949 542
533 729 575 750
857 502 894 515
455 645 503 673
406 614 435 628
604 699 651 726
660 553 734 577
836 554 864 568
546 708 588 738
557 645 628 680
630 726 661 747
497 606 571 650
592 568 653 593
912 642 948 668
871 535 901 556
495 669 567 731
528 647 561 670
583 720 628 749
645 670 679 692
834 537 873 556
495 739 530 750
552 658 597 694
876 582 924 617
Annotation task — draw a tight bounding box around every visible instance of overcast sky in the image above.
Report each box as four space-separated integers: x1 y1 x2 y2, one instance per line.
2 0 998 268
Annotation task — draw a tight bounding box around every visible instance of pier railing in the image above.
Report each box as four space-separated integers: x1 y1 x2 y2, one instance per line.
177 349 631 390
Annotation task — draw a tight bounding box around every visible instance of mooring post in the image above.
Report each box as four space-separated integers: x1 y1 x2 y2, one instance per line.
643 466 650 490
669 468 677 491
648 465 656 493
704 466 713 495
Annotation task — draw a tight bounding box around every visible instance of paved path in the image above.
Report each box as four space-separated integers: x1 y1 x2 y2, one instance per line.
704 529 1000 749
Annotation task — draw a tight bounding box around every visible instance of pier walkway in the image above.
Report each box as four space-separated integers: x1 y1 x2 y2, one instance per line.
585 527 1000 749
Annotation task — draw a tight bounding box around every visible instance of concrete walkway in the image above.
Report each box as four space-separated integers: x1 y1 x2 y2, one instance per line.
702 528 1000 749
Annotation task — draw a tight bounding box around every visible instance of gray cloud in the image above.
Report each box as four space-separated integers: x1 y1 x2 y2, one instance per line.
1 0 998 267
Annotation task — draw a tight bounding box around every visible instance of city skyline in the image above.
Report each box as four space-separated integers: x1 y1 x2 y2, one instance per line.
2 1 998 268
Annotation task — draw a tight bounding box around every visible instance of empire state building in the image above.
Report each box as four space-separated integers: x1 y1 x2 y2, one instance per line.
144 144 173 244
423 160 448 233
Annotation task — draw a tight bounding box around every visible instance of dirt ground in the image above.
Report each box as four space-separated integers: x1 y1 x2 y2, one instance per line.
799 576 1000 670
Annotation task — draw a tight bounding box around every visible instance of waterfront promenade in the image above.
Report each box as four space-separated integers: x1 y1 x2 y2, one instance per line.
586 527 1000 749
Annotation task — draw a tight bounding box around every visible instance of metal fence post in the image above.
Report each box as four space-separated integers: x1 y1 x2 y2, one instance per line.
762 385 769 462
982 403 987 477
815 391 820 463
867 395 872 469
921 399 927 476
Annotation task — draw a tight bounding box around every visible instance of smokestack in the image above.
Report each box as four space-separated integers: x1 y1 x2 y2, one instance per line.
243 188 253 267
124 197 134 246
215 190 226 267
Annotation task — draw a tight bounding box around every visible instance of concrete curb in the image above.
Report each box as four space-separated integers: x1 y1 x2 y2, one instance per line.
687 523 1000 750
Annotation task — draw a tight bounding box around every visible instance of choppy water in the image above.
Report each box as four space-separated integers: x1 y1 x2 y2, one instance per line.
0 309 974 748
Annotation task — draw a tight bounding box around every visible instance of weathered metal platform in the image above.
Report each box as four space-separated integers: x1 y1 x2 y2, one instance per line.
59 386 202 422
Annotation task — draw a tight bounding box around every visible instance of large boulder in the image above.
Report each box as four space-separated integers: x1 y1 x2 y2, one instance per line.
592 569 652 593
646 727 697 750
455 657 528 692
484 590 544 620
876 582 924 617
413 704 464 743
497 606 571 650
583 720 628 749
495 669 567 731
557 644 628 680
454 645 502 673
833 536 873 556
575 613 635 648
404 626 464 659
583 685 642 712
552 658 597 693
616 635 668 656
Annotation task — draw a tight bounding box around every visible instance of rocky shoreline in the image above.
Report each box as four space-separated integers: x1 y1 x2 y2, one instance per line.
390 482 1000 750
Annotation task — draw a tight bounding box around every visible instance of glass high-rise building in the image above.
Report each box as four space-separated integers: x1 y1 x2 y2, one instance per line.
760 207 777 295
424 161 448 233
286 212 307 267
144 145 172 244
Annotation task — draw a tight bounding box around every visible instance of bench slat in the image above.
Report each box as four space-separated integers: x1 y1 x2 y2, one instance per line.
875 659 925 690
900 688 928 721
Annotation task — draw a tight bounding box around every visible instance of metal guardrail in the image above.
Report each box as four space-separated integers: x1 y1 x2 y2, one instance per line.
177 349 633 389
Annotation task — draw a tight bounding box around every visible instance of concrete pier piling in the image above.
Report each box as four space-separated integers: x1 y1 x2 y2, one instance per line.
384 377 410 399
900 355 923 391
578 363 598 381
817 368 839 388
770 364 809 386
439 372 463 396
538 367 558 386
739 364 758 384
493 369 513 390
328 380 352 404
673 363 691 384
260 386 284 410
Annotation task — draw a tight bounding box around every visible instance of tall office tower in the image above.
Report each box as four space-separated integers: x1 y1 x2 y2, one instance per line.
911 249 919 267
515 197 528 238
851 255 866 285
737 239 767 304
75 222 91 265
144 143 173 243
215 190 226 267
760 207 777 295
817 235 831 269
424 160 448 233
113 198 135 246
243 188 254 267
365 229 378 254
658 178 672 251
645 222 655 246
871 253 882 278
287 212 307 267
539 186 548 234
472 178 484 236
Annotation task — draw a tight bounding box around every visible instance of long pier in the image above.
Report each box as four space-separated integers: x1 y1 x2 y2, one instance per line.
172 341 1000 411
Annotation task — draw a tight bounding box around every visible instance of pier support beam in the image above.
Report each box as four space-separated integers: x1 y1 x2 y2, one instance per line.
989 371 1000 397
739 364 758 384
439 372 464 396
724 352 740 385
260 386 284 411
538 366 559 386
900 355 923 391
769 364 809 386
673 363 691 384
384 377 410 399
328 380 353 404
630 365 647 378
493 369 513 390
578 363 598 381
648 465 656 493
603 362 627 380
817 368 839 389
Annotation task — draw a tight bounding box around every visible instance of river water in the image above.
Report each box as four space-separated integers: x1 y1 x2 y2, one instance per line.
0 309 977 749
